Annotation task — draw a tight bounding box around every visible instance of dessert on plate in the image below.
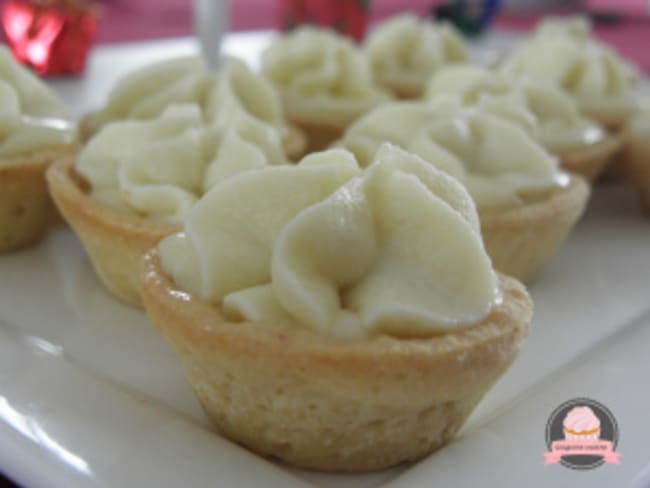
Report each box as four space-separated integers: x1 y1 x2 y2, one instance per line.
341 99 590 282
261 26 390 152
80 56 306 161
363 14 467 99
48 104 285 306
141 144 532 471
426 65 622 180
0 46 76 253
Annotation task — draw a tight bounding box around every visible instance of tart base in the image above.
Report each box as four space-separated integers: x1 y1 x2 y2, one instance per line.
0 154 61 253
620 134 650 214
479 174 590 283
556 132 623 181
141 249 532 472
46 157 180 306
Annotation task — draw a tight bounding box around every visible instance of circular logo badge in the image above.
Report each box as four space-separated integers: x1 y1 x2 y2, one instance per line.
544 398 620 469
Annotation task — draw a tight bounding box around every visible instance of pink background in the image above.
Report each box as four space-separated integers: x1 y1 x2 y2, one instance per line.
2 0 649 73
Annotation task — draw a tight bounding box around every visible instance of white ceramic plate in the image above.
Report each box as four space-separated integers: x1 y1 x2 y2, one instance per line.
1 32 649 488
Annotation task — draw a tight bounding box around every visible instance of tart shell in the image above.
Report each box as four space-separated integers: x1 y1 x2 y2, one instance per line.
479 174 590 283
46 157 180 306
141 248 532 472
556 131 623 181
0 153 64 253
620 130 650 213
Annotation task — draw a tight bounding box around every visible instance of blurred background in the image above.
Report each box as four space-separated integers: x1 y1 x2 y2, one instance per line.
1 0 649 72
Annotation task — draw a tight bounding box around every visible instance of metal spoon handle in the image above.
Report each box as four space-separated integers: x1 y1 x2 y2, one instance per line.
194 0 230 70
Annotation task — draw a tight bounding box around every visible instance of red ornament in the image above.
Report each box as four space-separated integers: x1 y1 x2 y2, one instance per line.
1 0 97 76
277 0 370 41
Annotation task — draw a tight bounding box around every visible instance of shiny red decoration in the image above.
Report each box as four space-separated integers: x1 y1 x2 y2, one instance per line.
1 0 97 76
278 0 370 41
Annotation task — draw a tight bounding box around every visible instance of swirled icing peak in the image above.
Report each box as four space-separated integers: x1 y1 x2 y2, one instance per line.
0 46 74 162
159 144 499 339
364 14 467 96
89 56 287 162
342 99 565 207
76 104 285 223
426 65 605 151
261 26 390 126
500 17 637 125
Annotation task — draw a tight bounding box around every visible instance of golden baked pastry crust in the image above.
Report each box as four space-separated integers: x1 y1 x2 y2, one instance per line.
479 174 590 283
0 153 62 253
556 131 623 181
620 129 650 213
46 157 180 306
141 248 532 472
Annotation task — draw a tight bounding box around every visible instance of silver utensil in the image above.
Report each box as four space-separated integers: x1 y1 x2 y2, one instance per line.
194 0 230 70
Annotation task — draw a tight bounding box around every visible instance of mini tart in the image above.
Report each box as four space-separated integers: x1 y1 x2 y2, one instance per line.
555 131 624 181
0 152 65 253
620 129 650 213
46 157 180 306
141 248 531 472
479 174 590 283
78 111 308 163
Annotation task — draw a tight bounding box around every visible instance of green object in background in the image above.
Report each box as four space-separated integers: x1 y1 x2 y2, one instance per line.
434 0 502 37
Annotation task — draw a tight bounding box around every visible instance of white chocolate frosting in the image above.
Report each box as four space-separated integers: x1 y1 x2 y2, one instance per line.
91 56 287 162
0 46 74 163
204 57 286 164
261 26 390 126
342 99 565 207
364 14 467 95
500 18 637 124
76 105 284 223
426 65 606 152
95 56 207 123
159 144 498 339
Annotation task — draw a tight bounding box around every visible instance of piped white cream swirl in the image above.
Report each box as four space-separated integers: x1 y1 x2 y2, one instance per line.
261 26 390 126
341 99 565 207
90 56 287 162
364 14 467 96
159 144 499 339
0 46 74 163
426 65 606 152
76 104 285 223
500 17 637 125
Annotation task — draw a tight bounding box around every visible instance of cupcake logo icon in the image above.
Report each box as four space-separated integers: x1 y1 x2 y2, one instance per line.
545 398 621 469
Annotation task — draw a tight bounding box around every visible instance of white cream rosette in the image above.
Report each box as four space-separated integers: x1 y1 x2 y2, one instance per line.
261 26 390 127
363 14 467 97
426 65 606 152
87 56 288 160
341 99 565 207
499 17 637 126
0 46 74 163
76 104 285 223
159 144 498 339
